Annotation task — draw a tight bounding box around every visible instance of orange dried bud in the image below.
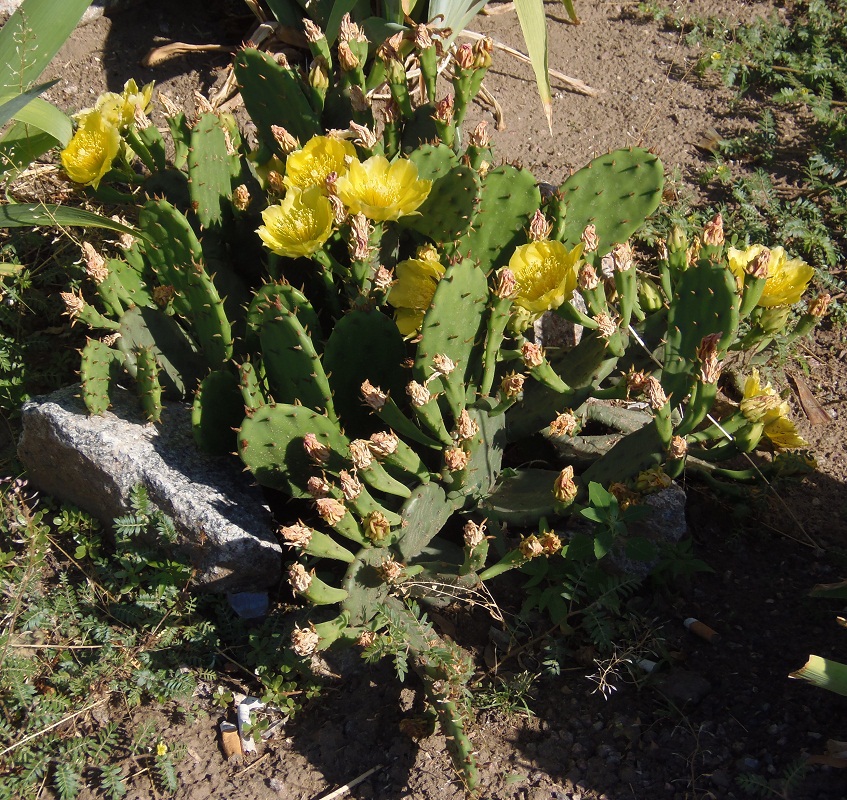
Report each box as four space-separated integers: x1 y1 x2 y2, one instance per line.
82 242 109 284
495 267 517 299
595 313 617 339
500 371 525 399
431 353 456 377
306 476 332 499
357 629 377 648
414 23 433 50
455 43 474 69
60 291 84 319
337 41 360 71
747 247 770 279
703 212 724 247
520 535 544 559
303 18 325 43
669 435 687 460
339 13 366 43
361 379 387 410
348 212 372 261
291 624 320 656
444 447 469 472
549 412 577 437
373 266 394 293
233 184 250 211
553 466 578 504
434 95 454 123
696 333 722 384
539 531 562 555
469 121 490 148
271 125 299 154
809 293 831 317
378 557 405 583
303 433 331 464
611 241 634 272
644 376 669 410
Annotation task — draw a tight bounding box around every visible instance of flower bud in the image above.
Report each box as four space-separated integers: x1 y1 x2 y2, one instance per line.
519 535 544 559
444 447 470 472
309 57 330 93
455 43 474 70
581 224 599 253
553 466 578 504
349 439 374 470
361 379 387 410
348 212 372 261
406 380 431 407
669 435 687 460
233 184 250 211
669 225 687 253
611 241 634 272
528 209 552 242
578 264 600 291
702 212 724 247
549 411 577 437
280 523 313 548
521 341 545 369
644 376 669 410
82 242 109 284
291 624 320 657
746 247 771 279
455 409 479 442
271 125 299 155
339 470 363 501
469 121 490 148
303 433 331 464
495 267 517 299
288 563 312 593
315 498 346 526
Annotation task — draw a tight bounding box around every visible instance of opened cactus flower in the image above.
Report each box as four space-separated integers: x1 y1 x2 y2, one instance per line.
336 154 432 221
508 240 583 322
60 109 121 188
257 186 334 258
283 135 357 192
728 244 814 307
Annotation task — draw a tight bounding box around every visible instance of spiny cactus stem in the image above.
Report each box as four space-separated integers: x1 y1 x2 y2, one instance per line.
580 283 608 318
660 261 674 301
419 45 438 103
480 296 513 397
299 573 350 605
360 459 413 499
556 301 600 330
77 304 121 331
739 274 768 319
613 268 638 330
478 548 529 581
686 411 747 445
311 251 343 318
372 399 444 450
411 397 454 446
123 126 157 174
675 380 718 436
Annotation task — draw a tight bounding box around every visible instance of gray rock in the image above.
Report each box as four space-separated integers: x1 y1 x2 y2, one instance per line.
18 385 282 592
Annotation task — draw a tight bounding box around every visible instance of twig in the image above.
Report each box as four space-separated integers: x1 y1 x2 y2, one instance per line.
315 764 384 800
457 29 601 97
0 698 109 757
234 752 269 776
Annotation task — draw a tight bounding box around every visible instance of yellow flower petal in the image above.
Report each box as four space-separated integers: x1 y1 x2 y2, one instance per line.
257 186 334 258
740 368 807 448
727 244 814 307
387 256 445 335
763 416 808 449
336 155 432 222
284 135 357 193
508 240 583 316
60 110 121 188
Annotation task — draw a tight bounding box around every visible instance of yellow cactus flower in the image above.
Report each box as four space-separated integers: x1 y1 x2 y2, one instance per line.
741 369 808 449
94 79 155 129
508 240 583 315
387 251 445 336
257 186 334 258
284 135 357 192
336 155 432 222
60 109 121 188
727 244 814 307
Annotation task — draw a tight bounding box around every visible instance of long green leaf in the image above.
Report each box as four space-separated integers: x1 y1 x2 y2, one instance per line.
427 0 488 43
514 0 552 133
0 80 58 129
8 96 72 145
325 0 359 44
0 203 141 237
790 654 847 697
0 0 93 93
0 122 58 177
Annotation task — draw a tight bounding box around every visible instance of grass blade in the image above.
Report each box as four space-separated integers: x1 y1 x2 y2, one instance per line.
514 0 552 133
0 203 141 237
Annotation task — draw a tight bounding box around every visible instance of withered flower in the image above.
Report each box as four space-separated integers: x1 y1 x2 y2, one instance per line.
539 531 562 555
364 511 391 543
339 470 363 501
361 379 387 410
349 439 374 470
553 466 578 504
669 435 688 460
315 498 346 526
528 209 552 242
455 409 479 442
288 562 312 593
644 376 669 410
702 212 724 247
549 411 577 437
406 380 432 407
291 625 320 657
521 341 545 369
306 475 332 499
463 519 486 549
581 224 599 253
500 371 525 399
280 523 313 548
444 448 470 472
303 433 331 464
519 535 544 559
578 264 600 291
368 431 399 458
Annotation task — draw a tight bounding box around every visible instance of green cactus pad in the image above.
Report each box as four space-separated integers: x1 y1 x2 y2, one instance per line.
117 306 206 399
133 345 163 423
192 369 245 455
401 164 480 247
395 482 455 562
581 419 666 486
259 306 336 420
323 310 406 437
406 142 458 182
80 339 121 415
414 258 489 421
482 468 563 526
188 113 237 229
559 148 664 260
233 49 320 154
238 402 350 498
449 401 506 508
661 257 740 408
106 257 154 309
459 164 541 269
342 546 392 627
245 282 323 353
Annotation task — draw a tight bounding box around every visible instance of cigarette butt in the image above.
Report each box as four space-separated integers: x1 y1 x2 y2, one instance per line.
220 721 243 760
684 617 719 643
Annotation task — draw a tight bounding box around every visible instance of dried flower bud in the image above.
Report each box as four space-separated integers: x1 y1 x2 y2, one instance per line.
364 511 391 543
133 105 151 130
158 92 180 118
539 531 562 555
339 470 363 501
381 98 400 125
288 562 312 593
194 91 214 115
280 523 313 548
500 371 525 399
233 184 250 211
361 379 387 410
267 170 286 195
463 519 486 549
521 341 545 369
306 476 332 499
696 333 722 384
368 431 399 458
348 212 372 261
595 313 617 339
686 238 701 267
101 332 121 347
444 447 469 472
337 40 360 71
378 557 404 583
469 121 490 148
153 284 175 307
303 18 325 43
60 290 84 319
315 498 346 526
433 95 454 124
635 466 672 493
669 435 687 460
82 242 108 284
809 293 831 317
747 247 770 279
275 53 290 68
349 439 374 470
702 212 724 247
339 13 366 43
581 224 599 253
611 241 634 272
495 267 517 300
626 368 650 396
271 125 299 155
357 629 377 648
472 37 493 69
528 209 552 242
431 353 456 377
455 409 479 442
373 266 394 293
455 43 474 70
406 380 431 407
657 239 669 261
644 376 668 410
609 482 638 510
291 624 320 656
553 466 578 504
549 411 577 437
349 121 377 150
303 433 331 464
329 193 347 225
414 23 434 50
519 535 544 559
578 264 600 291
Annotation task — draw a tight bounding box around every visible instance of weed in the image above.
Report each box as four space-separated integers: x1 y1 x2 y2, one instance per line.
737 756 809 798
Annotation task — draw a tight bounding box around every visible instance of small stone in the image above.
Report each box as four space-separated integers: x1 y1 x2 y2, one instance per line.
654 669 711 706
